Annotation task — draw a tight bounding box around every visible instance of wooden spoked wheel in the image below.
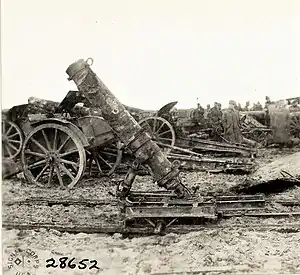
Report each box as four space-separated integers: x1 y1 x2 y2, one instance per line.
2 120 23 160
87 141 123 177
250 129 269 143
139 116 175 155
21 123 86 188
290 115 300 138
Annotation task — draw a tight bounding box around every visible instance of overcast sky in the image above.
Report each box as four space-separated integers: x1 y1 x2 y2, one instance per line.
2 0 299 110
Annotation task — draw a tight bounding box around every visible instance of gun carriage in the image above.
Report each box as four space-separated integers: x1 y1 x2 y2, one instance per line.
2 95 123 188
241 108 300 141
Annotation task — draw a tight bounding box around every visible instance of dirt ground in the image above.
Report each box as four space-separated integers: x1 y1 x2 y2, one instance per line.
2 149 300 275
2 226 300 275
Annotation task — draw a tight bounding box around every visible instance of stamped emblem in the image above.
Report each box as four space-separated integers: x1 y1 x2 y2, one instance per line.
7 248 39 275
106 97 119 114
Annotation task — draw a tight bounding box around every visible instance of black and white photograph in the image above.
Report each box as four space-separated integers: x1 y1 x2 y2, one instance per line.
2 0 300 274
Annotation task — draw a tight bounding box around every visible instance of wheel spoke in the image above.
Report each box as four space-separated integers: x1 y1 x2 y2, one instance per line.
152 118 157 132
158 137 173 142
94 158 103 173
157 129 171 137
156 122 166 134
9 140 21 144
25 150 46 158
57 136 71 153
41 129 51 150
98 151 117 158
59 163 75 181
8 132 19 139
53 128 58 150
60 158 79 167
47 166 54 187
35 164 49 181
55 166 65 187
7 142 18 152
98 154 112 169
69 163 79 174
28 159 47 169
5 144 13 158
3 122 6 133
31 137 48 154
59 149 78 158
143 121 152 132
6 124 14 135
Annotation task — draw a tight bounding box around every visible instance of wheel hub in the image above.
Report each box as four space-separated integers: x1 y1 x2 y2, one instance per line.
2 135 8 143
46 151 60 164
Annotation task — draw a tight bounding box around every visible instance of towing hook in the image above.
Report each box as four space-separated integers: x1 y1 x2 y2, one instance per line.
86 58 94 66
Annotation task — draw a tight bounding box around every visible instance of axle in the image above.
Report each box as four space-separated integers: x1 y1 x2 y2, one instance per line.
66 58 190 198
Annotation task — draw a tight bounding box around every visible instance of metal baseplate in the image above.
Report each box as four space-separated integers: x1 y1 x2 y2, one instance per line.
122 191 266 234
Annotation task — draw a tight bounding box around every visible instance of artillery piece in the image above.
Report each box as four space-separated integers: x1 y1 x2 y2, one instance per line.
2 95 123 186
241 107 300 141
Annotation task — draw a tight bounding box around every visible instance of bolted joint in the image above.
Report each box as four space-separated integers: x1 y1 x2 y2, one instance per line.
127 130 152 153
157 169 180 188
157 170 191 199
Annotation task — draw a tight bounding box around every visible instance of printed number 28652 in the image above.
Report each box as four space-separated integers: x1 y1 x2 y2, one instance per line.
46 257 100 270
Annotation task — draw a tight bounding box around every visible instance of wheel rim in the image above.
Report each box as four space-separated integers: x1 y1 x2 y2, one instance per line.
21 123 86 188
139 117 175 155
87 141 122 176
2 120 23 159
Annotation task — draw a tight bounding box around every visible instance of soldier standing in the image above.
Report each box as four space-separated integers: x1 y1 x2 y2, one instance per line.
222 100 244 143
264 96 274 127
191 103 205 124
289 100 300 113
209 102 223 140
243 101 250 111
237 103 243 111
255 101 263 111
264 96 273 109
204 104 211 120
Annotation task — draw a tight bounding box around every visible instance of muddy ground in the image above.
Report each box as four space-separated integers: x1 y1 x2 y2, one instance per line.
2 148 300 275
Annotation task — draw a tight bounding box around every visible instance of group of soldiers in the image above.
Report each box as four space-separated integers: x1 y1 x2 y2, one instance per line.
189 100 246 144
232 96 274 111
188 96 300 146
229 96 300 113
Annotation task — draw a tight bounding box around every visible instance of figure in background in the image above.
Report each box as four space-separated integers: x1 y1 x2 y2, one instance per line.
255 101 263 111
250 103 256 111
264 96 273 109
222 100 257 147
208 102 223 140
191 103 205 124
289 100 300 113
222 100 243 144
204 104 211 120
264 96 274 127
251 101 263 111
243 101 250 111
170 107 179 122
237 103 243 111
